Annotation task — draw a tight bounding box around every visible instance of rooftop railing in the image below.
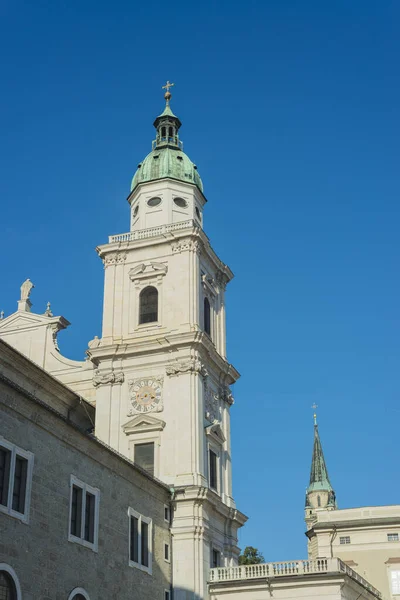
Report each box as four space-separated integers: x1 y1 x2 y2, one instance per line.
108 220 195 244
209 558 383 598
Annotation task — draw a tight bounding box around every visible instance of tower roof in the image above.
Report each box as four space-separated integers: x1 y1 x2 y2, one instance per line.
307 422 334 494
130 83 202 193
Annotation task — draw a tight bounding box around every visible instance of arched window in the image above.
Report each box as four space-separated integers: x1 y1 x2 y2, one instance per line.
67 589 90 600
0 565 21 600
139 286 158 324
317 495 321 507
204 297 211 336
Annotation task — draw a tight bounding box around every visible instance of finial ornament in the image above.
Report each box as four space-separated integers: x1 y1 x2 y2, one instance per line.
0 311 4 320
162 80 175 104
311 403 318 426
44 301 53 317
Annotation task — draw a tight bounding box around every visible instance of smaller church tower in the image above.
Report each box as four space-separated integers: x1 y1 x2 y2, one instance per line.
305 412 337 535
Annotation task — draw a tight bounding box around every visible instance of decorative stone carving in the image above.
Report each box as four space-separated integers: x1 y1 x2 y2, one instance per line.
93 369 124 387
103 252 127 268
129 262 168 284
43 302 53 317
202 273 218 297
166 358 208 378
204 385 220 423
219 385 234 406
20 279 34 301
88 336 101 349
171 239 202 254
216 270 229 291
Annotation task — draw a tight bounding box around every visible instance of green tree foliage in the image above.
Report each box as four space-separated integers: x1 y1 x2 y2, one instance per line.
238 546 265 565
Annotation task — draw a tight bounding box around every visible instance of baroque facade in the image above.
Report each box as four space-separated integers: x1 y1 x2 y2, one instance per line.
0 87 246 600
0 86 396 600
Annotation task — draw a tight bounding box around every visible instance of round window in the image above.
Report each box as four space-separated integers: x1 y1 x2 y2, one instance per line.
173 197 187 208
195 207 201 220
147 197 162 207
133 205 139 218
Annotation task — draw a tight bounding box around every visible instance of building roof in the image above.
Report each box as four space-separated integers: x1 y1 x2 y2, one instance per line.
307 423 334 494
130 93 203 193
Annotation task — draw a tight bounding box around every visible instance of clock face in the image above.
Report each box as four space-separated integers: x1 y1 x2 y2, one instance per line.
131 379 162 413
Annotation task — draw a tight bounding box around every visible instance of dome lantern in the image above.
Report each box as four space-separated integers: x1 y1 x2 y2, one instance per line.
130 83 203 193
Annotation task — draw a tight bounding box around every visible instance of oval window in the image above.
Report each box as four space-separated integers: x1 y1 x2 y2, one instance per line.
147 197 162 207
133 205 139 218
173 197 187 208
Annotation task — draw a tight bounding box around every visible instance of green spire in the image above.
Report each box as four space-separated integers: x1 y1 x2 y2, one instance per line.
308 422 333 493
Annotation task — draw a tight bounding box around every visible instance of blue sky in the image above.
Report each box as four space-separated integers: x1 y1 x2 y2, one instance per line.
1 1 399 560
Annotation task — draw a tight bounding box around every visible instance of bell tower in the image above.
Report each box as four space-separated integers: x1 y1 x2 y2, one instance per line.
89 84 247 599
305 412 337 545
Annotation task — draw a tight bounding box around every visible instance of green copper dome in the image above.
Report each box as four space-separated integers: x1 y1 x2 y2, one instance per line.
131 147 203 192
130 91 203 193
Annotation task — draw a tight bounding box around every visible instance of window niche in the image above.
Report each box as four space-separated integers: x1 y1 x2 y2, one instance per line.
139 286 158 324
204 297 211 336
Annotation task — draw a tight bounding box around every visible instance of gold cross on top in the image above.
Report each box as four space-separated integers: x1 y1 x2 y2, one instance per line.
162 80 175 93
311 403 318 425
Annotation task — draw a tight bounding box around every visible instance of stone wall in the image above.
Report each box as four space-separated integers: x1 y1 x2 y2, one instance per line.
0 373 172 600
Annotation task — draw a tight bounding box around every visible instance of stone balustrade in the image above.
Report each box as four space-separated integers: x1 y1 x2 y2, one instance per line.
109 219 196 244
209 558 383 598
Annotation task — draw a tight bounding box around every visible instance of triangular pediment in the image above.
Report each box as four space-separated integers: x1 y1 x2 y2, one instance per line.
0 311 69 332
205 422 226 444
123 414 166 435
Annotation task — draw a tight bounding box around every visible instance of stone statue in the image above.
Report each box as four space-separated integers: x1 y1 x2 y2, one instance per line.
20 279 34 301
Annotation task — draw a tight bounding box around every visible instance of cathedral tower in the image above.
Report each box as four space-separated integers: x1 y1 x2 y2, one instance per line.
89 84 247 599
305 414 337 537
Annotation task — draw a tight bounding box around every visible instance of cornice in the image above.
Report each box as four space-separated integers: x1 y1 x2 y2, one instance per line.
96 224 234 284
173 484 248 526
87 331 240 384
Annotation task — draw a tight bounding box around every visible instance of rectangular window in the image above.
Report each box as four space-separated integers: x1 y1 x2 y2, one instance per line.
164 542 170 562
129 507 152 574
135 443 155 477
164 591 171 600
0 437 33 523
391 570 400 594
388 533 399 542
164 504 170 523
212 548 221 568
68 476 100 551
340 536 351 545
209 450 218 491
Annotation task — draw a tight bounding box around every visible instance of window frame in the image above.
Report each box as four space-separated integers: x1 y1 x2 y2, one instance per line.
203 296 211 337
68 475 100 552
164 542 170 563
164 504 171 524
0 436 34 524
0 564 22 600
391 569 400 595
139 286 159 326
388 533 399 542
67 589 91 600
164 591 171 600
211 548 222 568
339 536 351 545
128 507 153 575
134 441 155 477
209 448 219 493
